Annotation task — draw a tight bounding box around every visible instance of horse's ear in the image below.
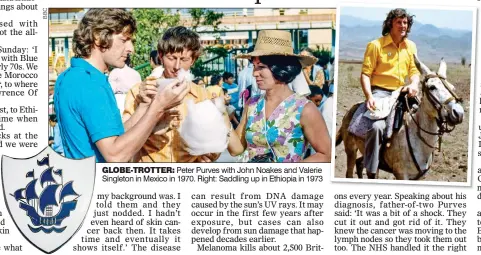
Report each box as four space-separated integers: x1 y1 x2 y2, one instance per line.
437 58 447 79
414 54 432 76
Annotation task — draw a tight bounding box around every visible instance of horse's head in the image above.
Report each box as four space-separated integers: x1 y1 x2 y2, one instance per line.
414 55 464 126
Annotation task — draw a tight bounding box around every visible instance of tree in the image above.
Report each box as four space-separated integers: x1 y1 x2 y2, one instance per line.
187 9 224 78
313 45 332 66
130 9 180 79
461 56 466 67
188 9 224 33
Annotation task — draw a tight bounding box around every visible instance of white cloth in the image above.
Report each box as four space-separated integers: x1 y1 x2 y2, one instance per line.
363 87 402 120
288 71 311 96
320 96 334 137
108 65 141 94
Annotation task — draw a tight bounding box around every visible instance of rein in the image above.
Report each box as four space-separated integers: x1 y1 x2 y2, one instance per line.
422 73 462 134
403 74 462 180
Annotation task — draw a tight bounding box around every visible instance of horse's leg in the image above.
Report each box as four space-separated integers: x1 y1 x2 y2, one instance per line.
356 157 364 178
339 103 363 179
345 150 357 178
344 135 358 178
393 169 408 180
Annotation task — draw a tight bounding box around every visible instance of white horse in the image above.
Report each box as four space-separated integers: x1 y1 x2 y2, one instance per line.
335 55 464 180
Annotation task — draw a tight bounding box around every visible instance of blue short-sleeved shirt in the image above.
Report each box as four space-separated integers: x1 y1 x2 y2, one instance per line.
54 58 124 162
222 82 240 111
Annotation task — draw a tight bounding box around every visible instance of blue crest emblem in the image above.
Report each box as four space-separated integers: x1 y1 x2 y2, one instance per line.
2 146 95 253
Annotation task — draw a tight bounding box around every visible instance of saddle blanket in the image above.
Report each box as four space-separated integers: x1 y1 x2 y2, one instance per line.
348 100 399 139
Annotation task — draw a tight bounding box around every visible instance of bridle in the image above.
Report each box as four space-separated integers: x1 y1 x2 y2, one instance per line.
404 73 463 180
406 73 462 139
421 73 462 133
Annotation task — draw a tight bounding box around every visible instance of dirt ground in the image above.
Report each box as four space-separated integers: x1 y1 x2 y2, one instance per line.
334 62 471 182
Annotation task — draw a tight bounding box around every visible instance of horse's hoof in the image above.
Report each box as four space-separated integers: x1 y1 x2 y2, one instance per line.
367 172 376 179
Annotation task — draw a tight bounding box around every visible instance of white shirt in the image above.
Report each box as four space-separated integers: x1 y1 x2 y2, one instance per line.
237 63 261 109
327 62 334 82
320 96 334 138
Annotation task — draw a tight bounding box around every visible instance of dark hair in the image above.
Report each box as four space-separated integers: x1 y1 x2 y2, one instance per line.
382 8 415 36
73 9 136 58
210 75 222 86
150 50 161 66
222 88 228 94
193 77 204 85
258 55 302 84
246 45 255 63
329 57 335 64
308 85 323 97
222 72 234 81
49 114 57 122
157 26 202 60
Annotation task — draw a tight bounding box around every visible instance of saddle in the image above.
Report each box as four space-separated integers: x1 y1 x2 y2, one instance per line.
348 92 419 144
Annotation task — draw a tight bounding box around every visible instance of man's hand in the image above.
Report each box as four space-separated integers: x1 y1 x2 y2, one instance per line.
196 153 217 163
365 96 376 112
151 79 190 113
138 76 158 104
402 83 419 98
224 93 232 105
152 109 181 136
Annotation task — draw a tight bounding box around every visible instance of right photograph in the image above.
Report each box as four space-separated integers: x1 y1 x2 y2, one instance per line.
334 6 476 182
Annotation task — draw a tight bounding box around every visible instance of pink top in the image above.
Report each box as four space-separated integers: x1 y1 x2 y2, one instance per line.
108 65 141 94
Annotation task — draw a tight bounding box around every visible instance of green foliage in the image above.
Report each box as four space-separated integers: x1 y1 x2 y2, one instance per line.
190 59 223 79
190 46 230 77
461 56 466 66
130 9 181 79
313 45 332 66
189 9 224 33
204 46 228 58
188 9 224 78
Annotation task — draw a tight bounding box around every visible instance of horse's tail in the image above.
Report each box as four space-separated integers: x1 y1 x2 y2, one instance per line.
335 129 343 146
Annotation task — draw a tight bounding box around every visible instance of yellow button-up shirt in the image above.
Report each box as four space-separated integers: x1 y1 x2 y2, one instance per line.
206 85 223 98
361 34 420 91
123 81 218 162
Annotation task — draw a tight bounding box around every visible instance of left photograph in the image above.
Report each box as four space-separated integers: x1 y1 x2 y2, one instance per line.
48 8 336 163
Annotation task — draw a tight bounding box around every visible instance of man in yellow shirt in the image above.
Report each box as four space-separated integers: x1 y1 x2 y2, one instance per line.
123 26 220 162
360 8 420 178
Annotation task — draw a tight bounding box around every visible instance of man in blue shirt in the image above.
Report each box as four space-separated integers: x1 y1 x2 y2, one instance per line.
54 9 189 162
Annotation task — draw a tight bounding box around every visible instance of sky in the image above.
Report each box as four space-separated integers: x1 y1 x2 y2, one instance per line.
341 6 473 31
